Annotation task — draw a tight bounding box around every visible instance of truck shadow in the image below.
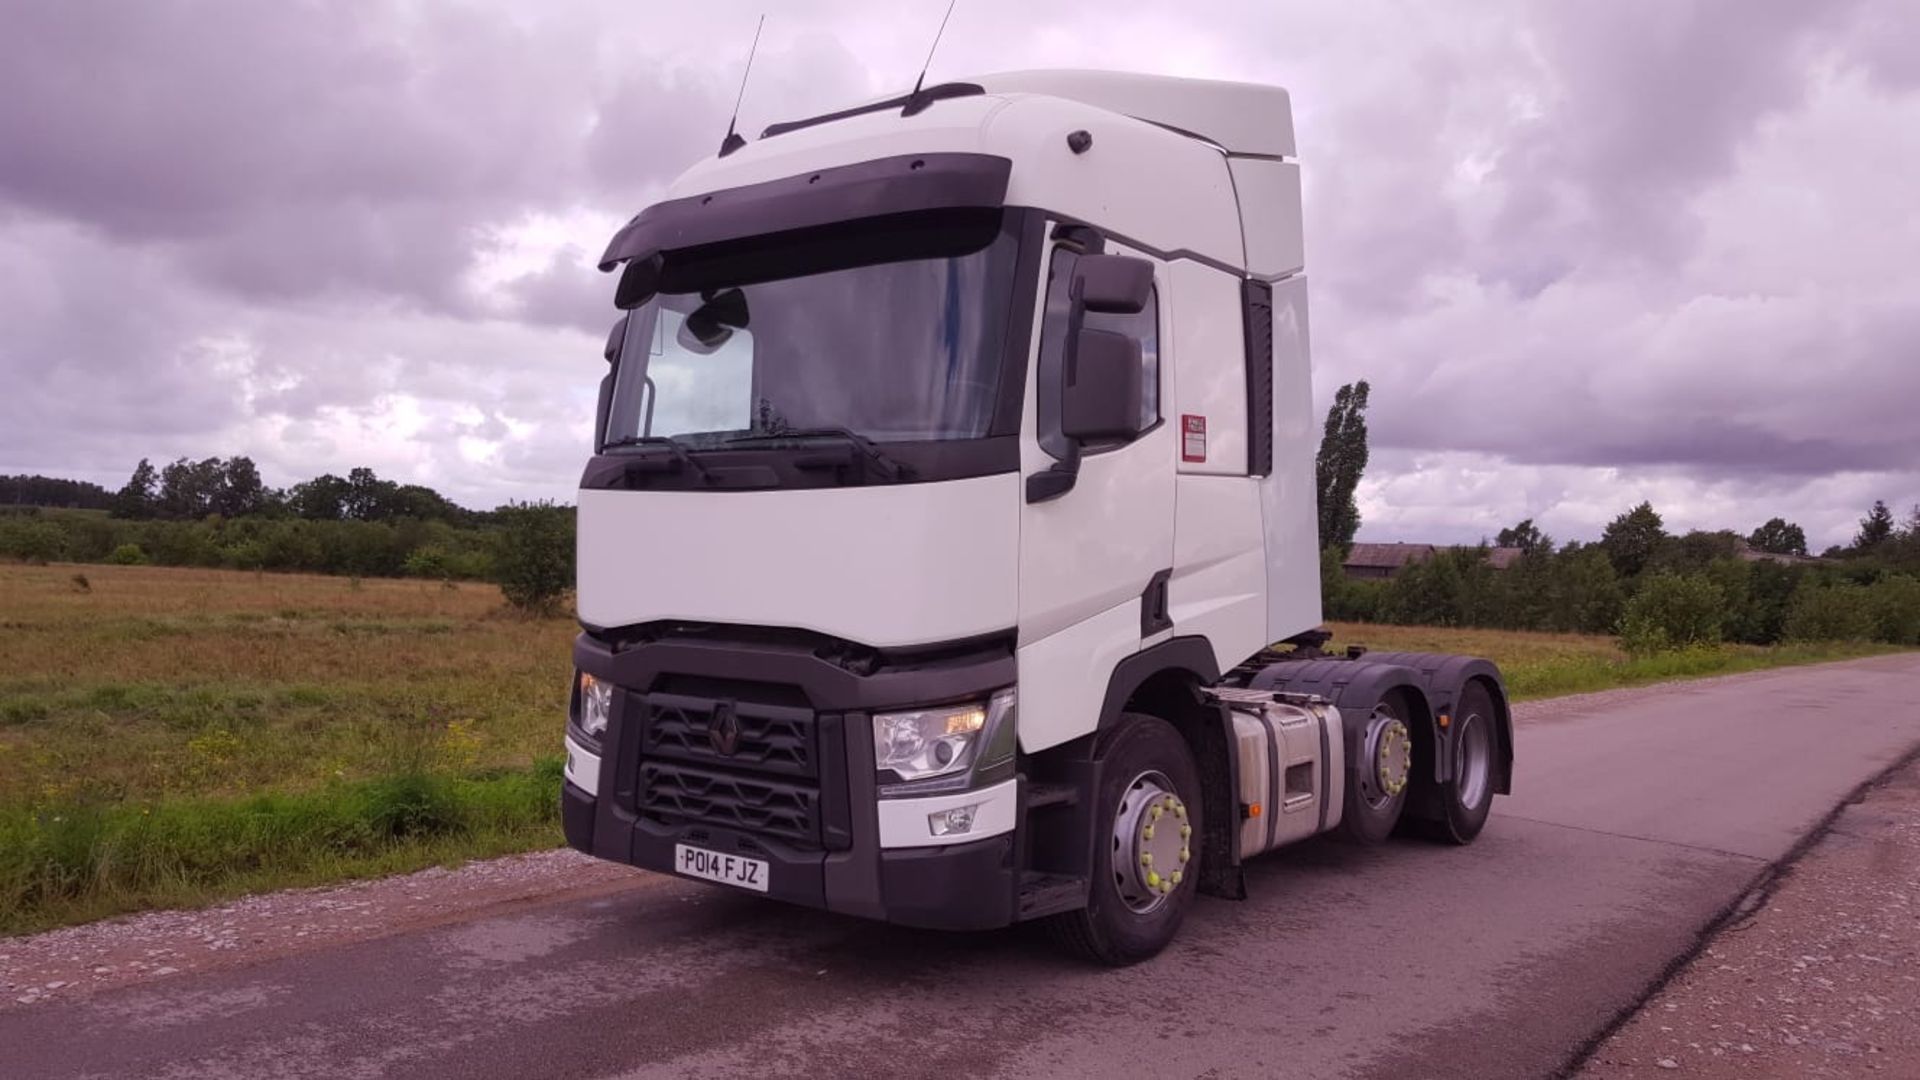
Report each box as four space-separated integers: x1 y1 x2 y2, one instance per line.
599 831 1416 979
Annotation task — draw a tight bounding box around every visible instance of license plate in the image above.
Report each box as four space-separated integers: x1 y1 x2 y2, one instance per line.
673 844 769 893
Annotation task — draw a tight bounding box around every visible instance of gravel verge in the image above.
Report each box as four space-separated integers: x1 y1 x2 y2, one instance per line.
0 849 644 1011
1576 757 1920 1077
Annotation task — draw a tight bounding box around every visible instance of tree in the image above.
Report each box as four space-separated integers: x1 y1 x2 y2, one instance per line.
494 501 575 614
215 456 269 517
1599 501 1666 580
0 474 114 509
1548 545 1625 634
112 459 159 519
1315 380 1371 555
1856 500 1895 552
156 456 229 520
288 473 352 520
1746 517 1807 557
1496 518 1554 557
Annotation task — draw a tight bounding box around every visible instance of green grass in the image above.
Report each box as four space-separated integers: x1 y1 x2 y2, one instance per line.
0 760 562 935
0 563 1906 936
1324 622 1899 700
1 562 574 934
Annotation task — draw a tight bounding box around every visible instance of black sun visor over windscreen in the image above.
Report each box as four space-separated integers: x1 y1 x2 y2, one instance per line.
596 153 1013 274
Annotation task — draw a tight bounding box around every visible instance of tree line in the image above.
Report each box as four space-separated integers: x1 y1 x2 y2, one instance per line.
2 457 574 612
1313 382 1920 650
1322 502 1920 648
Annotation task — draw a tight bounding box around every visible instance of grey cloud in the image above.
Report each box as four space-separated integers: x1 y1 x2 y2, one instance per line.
1484 0 1863 275
2 0 1916 538
502 249 621 336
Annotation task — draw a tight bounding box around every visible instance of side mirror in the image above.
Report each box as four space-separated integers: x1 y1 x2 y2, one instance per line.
615 254 663 308
1074 254 1153 315
604 313 629 363
1061 328 1142 442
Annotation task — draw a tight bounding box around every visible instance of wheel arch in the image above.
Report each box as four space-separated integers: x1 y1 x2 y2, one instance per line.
1247 657 1438 770
1071 637 1243 898
1357 652 1513 794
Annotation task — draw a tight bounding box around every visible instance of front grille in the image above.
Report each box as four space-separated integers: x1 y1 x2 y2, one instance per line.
641 692 814 778
629 688 844 850
638 761 818 845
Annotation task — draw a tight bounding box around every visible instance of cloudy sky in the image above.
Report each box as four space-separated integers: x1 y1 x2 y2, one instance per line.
3 0 1915 548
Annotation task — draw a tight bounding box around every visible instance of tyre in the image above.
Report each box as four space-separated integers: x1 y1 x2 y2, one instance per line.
1338 692 1413 844
1052 713 1203 965
1408 680 1498 844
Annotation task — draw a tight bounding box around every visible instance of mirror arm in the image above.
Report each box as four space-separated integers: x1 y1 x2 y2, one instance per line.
1025 451 1079 503
641 375 657 437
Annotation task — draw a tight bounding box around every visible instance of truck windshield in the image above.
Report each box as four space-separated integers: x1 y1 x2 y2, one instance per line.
604 211 1023 452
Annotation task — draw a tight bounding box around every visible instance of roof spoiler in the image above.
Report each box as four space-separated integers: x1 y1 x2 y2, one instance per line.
598 152 1012 273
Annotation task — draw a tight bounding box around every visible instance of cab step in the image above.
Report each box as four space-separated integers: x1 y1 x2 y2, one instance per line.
1018 872 1087 919
1025 782 1079 810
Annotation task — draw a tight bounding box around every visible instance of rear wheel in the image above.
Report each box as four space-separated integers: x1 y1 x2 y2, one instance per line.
1338 693 1413 844
1053 714 1203 965
1410 680 1499 844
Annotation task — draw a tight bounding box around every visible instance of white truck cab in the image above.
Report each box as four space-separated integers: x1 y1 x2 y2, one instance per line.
562 71 1513 963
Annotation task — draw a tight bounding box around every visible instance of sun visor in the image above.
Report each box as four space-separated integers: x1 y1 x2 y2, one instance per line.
598 153 1013 272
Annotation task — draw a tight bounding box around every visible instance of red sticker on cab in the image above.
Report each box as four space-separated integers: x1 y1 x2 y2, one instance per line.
1181 414 1207 462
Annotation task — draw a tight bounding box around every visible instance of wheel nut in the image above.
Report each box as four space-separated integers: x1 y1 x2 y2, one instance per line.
1141 852 1152 866
1143 825 1155 841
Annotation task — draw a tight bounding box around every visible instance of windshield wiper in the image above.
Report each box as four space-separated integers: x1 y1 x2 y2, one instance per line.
600 435 714 484
723 427 914 481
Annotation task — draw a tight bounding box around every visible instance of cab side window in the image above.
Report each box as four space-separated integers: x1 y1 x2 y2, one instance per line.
1035 246 1161 459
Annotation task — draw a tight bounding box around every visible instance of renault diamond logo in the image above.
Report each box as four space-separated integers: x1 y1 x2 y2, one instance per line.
709 702 741 756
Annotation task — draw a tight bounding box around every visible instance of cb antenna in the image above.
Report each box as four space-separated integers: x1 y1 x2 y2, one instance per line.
718 14 765 157
903 0 959 116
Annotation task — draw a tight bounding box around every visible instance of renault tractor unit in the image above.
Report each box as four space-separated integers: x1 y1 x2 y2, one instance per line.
560 71 1513 963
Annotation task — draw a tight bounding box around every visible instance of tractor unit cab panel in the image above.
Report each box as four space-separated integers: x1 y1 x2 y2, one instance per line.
562 69 1510 964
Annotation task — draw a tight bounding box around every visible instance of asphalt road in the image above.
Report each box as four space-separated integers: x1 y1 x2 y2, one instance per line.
7 655 1919 1080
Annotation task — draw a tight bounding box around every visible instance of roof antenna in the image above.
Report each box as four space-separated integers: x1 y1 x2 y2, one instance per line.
718 14 765 157
902 0 959 117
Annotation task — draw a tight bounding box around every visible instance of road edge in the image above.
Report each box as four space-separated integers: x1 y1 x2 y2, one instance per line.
1553 736 1920 1078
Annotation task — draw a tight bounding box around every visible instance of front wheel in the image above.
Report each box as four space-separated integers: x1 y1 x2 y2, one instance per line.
1052 714 1203 965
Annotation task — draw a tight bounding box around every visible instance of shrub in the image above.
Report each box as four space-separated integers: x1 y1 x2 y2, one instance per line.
106 543 150 565
1782 581 1876 642
0 518 65 564
1867 575 1920 645
493 501 575 614
404 545 454 579
1618 572 1724 656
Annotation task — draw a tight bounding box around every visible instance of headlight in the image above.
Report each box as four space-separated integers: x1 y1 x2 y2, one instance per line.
874 687 1016 784
573 671 613 744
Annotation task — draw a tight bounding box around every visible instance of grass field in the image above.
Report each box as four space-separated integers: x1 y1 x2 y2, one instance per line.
0 562 1900 934
0 563 573 933
1321 622 1893 701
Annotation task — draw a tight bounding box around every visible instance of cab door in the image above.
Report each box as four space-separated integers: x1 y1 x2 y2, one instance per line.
1014 235 1176 753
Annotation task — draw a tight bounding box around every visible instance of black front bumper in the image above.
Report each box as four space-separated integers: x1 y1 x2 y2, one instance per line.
561 625 1022 932
565 779 1016 930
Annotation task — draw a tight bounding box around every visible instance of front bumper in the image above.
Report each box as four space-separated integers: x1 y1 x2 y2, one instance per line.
563 775 1017 931
561 627 1025 932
